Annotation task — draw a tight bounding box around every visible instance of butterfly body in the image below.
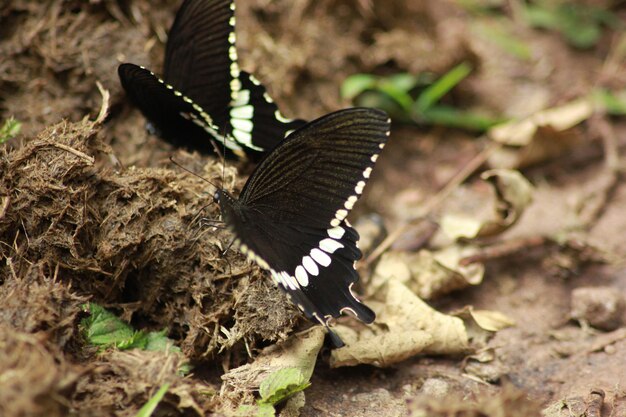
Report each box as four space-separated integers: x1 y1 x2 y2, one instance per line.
216 108 390 346
118 0 305 157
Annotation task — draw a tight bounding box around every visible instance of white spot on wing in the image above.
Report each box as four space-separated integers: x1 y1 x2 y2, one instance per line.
295 265 309 286
327 226 345 239
363 167 372 178
310 248 331 267
230 104 254 120
231 118 253 133
232 128 252 145
281 271 298 290
302 256 319 276
230 78 242 93
355 181 366 194
344 195 358 210
231 89 250 107
335 208 348 221
319 238 343 253
274 110 292 123
371 154 378 163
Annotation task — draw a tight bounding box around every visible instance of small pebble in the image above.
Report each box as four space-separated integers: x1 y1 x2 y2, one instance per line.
571 286 625 331
420 378 450 399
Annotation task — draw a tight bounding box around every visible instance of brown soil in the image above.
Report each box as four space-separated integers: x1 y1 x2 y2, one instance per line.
1 0 625 416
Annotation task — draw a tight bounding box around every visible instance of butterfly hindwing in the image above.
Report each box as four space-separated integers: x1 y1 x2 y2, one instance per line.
117 63 228 153
229 71 306 154
218 108 390 330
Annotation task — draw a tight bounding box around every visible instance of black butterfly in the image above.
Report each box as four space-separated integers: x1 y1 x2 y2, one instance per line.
118 0 305 157
215 107 390 347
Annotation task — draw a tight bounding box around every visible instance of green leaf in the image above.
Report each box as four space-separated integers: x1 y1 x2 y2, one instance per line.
82 303 136 347
340 74 377 101
420 105 505 132
523 2 621 49
592 89 626 116
258 367 311 406
133 383 170 417
414 62 472 113
0 117 21 144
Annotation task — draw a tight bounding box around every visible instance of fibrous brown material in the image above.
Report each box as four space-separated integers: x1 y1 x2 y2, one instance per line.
0 116 296 360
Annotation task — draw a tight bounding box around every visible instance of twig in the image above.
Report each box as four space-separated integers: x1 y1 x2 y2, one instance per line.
50 143 95 165
363 141 500 266
577 114 621 229
95 81 110 124
459 235 547 266
585 389 605 417
0 196 9 220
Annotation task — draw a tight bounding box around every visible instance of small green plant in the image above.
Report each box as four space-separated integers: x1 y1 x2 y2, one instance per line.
341 63 504 132
81 303 191 374
593 89 626 116
133 384 170 417
237 367 311 417
522 1 622 49
0 117 21 144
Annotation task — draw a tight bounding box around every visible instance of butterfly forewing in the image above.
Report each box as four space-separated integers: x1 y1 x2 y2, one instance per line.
219 108 390 330
164 0 234 128
119 0 306 156
240 108 389 227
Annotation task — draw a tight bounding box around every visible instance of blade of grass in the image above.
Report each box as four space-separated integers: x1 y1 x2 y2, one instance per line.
414 62 472 113
134 384 170 417
421 106 505 132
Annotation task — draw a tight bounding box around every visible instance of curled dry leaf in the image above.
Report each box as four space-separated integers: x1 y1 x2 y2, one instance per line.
453 306 515 346
440 169 533 239
220 327 324 408
371 246 484 300
487 98 593 169
330 280 470 368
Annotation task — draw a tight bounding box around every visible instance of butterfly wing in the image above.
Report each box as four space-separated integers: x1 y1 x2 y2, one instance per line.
164 0 304 156
163 0 234 130
229 71 307 156
117 63 237 153
219 108 390 327
120 0 303 155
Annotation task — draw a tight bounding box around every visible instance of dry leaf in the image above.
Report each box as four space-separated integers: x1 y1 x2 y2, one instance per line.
440 169 533 239
220 327 324 403
487 98 593 168
453 306 515 346
371 246 484 300
469 309 516 332
489 99 593 146
330 280 470 368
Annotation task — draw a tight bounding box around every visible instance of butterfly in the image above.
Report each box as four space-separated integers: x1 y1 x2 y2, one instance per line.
118 0 305 157
215 107 390 347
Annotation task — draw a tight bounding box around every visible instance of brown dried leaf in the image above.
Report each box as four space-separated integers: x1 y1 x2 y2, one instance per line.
440 169 533 239
371 246 484 300
487 99 593 168
330 280 469 368
453 306 515 346
220 327 325 408
490 99 593 146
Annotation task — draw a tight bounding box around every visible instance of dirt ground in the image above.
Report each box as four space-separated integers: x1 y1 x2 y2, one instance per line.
1 0 626 416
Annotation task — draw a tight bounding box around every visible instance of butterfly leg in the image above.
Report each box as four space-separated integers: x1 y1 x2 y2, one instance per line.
221 237 237 256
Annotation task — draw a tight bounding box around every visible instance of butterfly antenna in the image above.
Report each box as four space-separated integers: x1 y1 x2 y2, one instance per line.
169 156 222 191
